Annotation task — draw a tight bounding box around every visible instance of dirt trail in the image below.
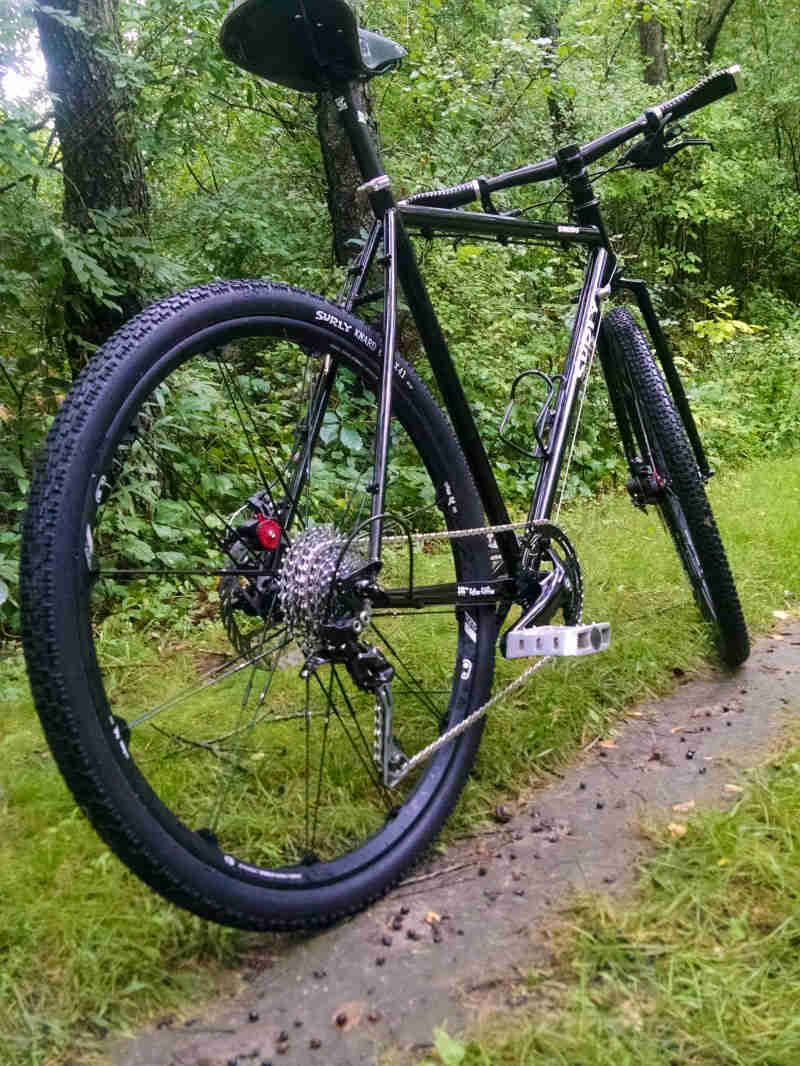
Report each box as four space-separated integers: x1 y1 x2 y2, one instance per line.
107 621 800 1066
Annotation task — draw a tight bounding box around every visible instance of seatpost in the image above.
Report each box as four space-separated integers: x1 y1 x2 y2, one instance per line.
330 83 390 191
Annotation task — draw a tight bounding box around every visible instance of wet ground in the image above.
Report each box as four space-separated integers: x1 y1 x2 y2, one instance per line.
107 620 800 1066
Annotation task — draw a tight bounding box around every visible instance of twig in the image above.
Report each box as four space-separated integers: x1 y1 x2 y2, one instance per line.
398 860 476 888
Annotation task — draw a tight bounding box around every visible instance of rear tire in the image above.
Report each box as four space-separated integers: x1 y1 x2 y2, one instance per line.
600 307 749 667
21 280 496 930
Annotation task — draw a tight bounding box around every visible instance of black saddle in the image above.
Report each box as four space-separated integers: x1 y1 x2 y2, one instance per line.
219 0 406 93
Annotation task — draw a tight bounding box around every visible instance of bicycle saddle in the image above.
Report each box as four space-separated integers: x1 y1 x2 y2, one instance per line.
220 0 406 92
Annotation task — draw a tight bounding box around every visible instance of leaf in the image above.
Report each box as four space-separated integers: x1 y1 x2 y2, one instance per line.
155 551 188 568
433 1028 466 1066
118 535 156 563
339 426 363 452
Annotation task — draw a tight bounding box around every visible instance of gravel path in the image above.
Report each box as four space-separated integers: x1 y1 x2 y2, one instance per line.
107 620 800 1066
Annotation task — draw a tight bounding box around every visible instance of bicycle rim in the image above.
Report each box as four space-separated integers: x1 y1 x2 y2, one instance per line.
22 284 494 926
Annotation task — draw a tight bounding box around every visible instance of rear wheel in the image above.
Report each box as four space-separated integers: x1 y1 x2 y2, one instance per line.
21 280 495 929
600 307 749 667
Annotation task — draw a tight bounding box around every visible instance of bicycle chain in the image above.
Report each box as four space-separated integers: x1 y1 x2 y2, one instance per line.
379 518 557 787
383 519 529 545
385 655 552 786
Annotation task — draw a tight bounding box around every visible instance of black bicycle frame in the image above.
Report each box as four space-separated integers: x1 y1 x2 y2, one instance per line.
320 81 704 610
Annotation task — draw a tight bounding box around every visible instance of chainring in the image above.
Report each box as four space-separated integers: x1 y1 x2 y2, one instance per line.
518 520 583 624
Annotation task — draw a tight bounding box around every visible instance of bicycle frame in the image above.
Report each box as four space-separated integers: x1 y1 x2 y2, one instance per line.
310 81 708 612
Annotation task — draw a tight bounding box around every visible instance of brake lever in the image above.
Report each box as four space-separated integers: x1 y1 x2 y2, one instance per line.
666 136 714 158
619 125 714 170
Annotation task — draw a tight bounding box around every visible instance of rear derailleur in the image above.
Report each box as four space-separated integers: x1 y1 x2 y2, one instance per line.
300 628 407 787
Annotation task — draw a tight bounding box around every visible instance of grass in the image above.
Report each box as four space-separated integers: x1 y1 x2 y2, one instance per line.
1 452 799 1065
419 747 800 1066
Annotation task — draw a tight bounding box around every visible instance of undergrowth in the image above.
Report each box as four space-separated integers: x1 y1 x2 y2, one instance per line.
0 453 798 1065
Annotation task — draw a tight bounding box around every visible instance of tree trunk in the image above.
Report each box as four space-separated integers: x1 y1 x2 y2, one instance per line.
525 5 576 146
638 5 668 85
34 0 149 375
316 84 377 267
696 0 738 62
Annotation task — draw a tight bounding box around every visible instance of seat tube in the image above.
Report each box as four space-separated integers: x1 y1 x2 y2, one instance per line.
368 207 399 564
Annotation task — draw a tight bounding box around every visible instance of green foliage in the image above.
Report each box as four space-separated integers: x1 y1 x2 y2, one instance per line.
691 285 764 344
684 320 800 469
4 0 800 640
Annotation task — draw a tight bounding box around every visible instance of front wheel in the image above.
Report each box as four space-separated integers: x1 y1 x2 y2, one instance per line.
600 307 749 667
21 280 496 930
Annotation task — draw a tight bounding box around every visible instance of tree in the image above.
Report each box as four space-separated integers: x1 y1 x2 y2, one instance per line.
525 0 577 145
316 84 378 267
34 0 149 374
638 3 668 85
695 0 738 62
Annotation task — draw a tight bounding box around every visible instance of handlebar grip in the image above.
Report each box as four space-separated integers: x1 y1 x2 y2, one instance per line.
657 65 740 123
402 181 478 208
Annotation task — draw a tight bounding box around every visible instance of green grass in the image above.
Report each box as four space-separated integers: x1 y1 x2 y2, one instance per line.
419 747 800 1066
1 453 799 1065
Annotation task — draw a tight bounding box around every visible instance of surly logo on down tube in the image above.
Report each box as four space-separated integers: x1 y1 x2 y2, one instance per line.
574 288 608 378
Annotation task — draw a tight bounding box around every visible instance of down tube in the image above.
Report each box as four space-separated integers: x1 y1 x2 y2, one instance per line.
528 247 609 522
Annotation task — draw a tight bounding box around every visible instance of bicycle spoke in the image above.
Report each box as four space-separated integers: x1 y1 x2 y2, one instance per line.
309 670 334 854
128 627 291 729
369 619 445 724
322 667 393 809
213 347 277 503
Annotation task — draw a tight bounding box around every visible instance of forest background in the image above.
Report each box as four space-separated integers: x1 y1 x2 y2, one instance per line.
2 3 800 1064
1 0 799 630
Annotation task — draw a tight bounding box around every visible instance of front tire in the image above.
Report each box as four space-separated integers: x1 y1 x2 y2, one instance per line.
600 307 749 667
21 280 495 930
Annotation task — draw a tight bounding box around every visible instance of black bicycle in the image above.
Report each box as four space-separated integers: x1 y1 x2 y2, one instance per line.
20 0 748 931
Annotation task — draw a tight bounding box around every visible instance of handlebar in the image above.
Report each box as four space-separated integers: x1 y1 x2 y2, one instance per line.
403 65 740 209
655 65 740 124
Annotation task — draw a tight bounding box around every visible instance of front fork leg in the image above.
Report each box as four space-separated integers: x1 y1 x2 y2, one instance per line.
616 277 712 480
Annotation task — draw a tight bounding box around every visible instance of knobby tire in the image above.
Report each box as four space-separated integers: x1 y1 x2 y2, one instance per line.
601 307 749 667
21 280 496 930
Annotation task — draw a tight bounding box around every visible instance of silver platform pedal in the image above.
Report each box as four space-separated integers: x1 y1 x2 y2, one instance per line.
502 622 611 660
